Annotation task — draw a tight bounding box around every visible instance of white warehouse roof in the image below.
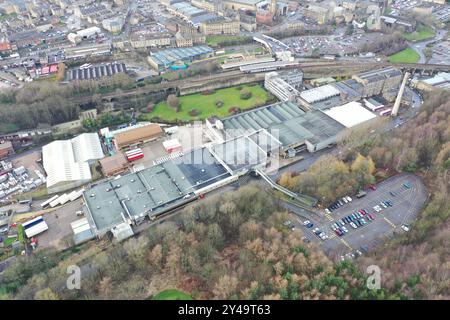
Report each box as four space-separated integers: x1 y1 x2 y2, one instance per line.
43 133 104 193
323 101 376 128
300 84 341 103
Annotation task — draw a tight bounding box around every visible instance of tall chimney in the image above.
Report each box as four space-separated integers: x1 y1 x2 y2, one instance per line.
392 71 409 116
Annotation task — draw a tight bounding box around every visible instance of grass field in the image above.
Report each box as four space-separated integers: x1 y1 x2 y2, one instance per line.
3 236 18 247
152 289 193 300
404 24 436 42
388 48 420 63
141 84 270 122
206 35 252 47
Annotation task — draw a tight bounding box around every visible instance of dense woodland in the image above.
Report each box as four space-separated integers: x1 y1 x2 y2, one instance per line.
0 73 134 132
0 185 406 300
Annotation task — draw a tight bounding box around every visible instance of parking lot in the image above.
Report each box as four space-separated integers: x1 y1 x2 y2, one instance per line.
429 41 450 65
289 173 428 261
283 32 383 57
34 199 84 250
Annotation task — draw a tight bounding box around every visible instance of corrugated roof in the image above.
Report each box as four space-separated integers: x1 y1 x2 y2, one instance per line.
114 123 162 147
99 153 128 175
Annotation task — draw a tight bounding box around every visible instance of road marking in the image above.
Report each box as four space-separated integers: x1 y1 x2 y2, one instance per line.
340 238 353 250
324 213 333 221
383 217 396 228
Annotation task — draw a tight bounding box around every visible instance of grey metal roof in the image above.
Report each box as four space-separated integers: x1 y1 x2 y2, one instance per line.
84 147 231 232
222 101 345 148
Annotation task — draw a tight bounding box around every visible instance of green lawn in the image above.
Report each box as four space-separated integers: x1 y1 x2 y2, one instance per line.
206 35 252 47
152 289 193 300
404 24 436 42
388 48 420 63
141 84 270 122
3 237 17 247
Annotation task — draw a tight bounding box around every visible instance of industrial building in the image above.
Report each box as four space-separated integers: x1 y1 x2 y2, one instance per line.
412 72 450 91
0 141 14 159
298 84 342 110
68 62 127 81
113 123 163 150
352 67 403 98
147 45 214 71
214 101 346 153
67 26 102 44
199 17 240 35
223 0 265 12
129 30 172 49
168 1 207 20
323 101 377 128
264 71 300 102
99 153 128 177
43 133 104 193
83 127 285 239
83 147 237 236
277 69 303 90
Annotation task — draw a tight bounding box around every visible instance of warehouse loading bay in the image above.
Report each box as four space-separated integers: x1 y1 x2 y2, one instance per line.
284 173 428 261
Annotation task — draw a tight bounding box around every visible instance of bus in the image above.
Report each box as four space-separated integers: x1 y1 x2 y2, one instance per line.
379 108 392 116
40 195 59 209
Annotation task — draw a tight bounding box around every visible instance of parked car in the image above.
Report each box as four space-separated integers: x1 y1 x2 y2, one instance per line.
325 208 331 214
401 225 410 232
350 222 358 229
303 220 311 226
368 184 377 190
346 196 352 202
306 223 314 228
389 191 397 197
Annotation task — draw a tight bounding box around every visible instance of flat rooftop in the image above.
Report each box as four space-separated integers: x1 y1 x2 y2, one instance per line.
84 147 232 233
300 84 341 104
323 101 377 128
211 135 268 172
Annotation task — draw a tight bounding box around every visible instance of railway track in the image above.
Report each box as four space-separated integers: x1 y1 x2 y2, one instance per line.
70 60 450 104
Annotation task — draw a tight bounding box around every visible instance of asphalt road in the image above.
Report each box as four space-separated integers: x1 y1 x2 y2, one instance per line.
285 173 428 261
409 29 446 64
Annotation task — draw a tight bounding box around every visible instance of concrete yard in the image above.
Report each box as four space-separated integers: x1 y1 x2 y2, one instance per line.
35 199 84 250
285 173 428 261
10 149 43 181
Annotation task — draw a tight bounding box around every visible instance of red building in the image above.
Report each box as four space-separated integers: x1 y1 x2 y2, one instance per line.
0 141 14 159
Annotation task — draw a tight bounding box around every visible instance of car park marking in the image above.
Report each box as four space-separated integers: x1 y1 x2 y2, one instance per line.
383 216 396 228
324 213 333 221
340 238 352 250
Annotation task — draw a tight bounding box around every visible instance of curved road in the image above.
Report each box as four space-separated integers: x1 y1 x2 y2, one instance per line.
408 29 446 64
